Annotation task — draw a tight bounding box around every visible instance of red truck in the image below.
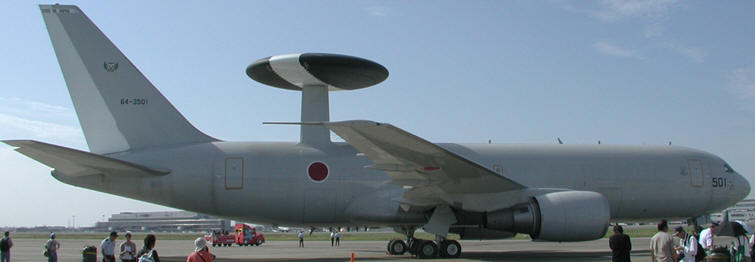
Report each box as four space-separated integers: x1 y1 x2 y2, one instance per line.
205 231 235 247
235 223 265 246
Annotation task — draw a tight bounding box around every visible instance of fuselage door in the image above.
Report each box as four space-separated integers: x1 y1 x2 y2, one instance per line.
688 159 704 187
225 157 244 189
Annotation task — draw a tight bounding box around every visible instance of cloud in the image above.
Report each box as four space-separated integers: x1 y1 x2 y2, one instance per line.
593 42 645 60
665 43 705 64
643 23 664 38
0 113 83 142
562 0 681 22
0 97 83 143
601 0 681 17
0 97 75 120
363 6 390 17
729 67 755 110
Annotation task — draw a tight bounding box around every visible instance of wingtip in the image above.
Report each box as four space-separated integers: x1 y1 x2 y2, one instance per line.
2 139 34 148
39 4 79 12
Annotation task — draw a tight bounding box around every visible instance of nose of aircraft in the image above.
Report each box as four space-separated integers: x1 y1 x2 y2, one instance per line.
736 172 751 200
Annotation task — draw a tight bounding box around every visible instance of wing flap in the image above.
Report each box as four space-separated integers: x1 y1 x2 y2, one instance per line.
3 140 169 177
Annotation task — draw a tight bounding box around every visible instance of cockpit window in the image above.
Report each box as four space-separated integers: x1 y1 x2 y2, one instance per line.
724 163 735 174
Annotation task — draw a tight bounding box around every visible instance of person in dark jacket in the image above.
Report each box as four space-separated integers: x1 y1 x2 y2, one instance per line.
609 225 632 262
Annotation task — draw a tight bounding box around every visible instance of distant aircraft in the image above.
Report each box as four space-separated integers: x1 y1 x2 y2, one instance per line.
5 5 750 259
271 226 290 233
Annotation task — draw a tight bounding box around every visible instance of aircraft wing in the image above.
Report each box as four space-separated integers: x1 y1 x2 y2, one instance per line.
323 120 526 207
3 140 169 177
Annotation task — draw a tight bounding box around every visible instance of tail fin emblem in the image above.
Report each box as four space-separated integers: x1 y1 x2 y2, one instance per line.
104 62 119 72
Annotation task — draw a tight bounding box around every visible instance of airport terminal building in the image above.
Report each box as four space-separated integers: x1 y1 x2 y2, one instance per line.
95 211 231 232
711 199 755 223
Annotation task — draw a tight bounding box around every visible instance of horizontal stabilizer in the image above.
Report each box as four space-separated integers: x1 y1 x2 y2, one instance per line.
3 140 169 177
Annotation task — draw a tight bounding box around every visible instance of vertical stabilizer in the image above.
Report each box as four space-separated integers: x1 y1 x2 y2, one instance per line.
39 5 216 154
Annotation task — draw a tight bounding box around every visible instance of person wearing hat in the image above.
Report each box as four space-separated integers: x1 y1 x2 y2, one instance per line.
673 226 697 262
120 231 137 262
100 231 118 262
186 237 215 262
44 233 60 262
698 222 718 254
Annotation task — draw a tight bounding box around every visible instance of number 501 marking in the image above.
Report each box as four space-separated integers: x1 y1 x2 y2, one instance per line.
712 177 727 188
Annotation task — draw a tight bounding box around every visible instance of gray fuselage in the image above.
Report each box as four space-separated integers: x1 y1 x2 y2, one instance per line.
52 141 749 227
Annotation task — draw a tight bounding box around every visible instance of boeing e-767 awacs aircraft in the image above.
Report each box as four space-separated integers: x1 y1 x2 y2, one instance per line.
5 4 750 259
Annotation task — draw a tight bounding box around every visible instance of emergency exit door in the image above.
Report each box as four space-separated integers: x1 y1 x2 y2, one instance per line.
225 158 244 189
688 159 704 187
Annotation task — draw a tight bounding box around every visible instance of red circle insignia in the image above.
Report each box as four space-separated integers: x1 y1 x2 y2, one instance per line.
308 162 328 182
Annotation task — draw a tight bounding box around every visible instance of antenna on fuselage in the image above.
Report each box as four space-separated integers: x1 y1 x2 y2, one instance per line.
246 53 388 148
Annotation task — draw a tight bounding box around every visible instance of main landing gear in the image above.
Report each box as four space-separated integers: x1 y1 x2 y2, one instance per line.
386 227 462 259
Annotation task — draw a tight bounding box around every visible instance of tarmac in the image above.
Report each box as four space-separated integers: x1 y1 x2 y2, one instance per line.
3 236 738 262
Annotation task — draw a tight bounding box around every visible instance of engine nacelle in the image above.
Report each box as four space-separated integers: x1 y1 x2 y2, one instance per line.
534 190 610 241
485 191 610 242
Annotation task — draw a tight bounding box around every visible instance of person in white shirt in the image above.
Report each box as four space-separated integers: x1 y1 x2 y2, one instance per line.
698 222 718 254
650 220 675 262
732 222 750 260
673 226 697 262
330 231 335 247
298 231 304 248
100 231 118 262
334 231 340 247
749 232 755 258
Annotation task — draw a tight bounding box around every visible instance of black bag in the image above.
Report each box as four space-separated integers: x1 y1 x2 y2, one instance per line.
0 238 9 251
684 234 704 262
693 238 704 261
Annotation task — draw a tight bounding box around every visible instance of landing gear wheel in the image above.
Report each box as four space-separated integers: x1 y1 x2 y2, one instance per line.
416 240 438 259
439 240 461 258
387 239 407 255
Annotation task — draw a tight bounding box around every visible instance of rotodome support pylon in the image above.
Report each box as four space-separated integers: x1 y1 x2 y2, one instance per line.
246 53 389 147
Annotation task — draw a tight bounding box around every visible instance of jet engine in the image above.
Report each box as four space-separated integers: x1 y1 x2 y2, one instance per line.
485 191 610 241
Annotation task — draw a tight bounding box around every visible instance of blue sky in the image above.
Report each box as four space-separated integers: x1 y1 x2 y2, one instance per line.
1 0 754 227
